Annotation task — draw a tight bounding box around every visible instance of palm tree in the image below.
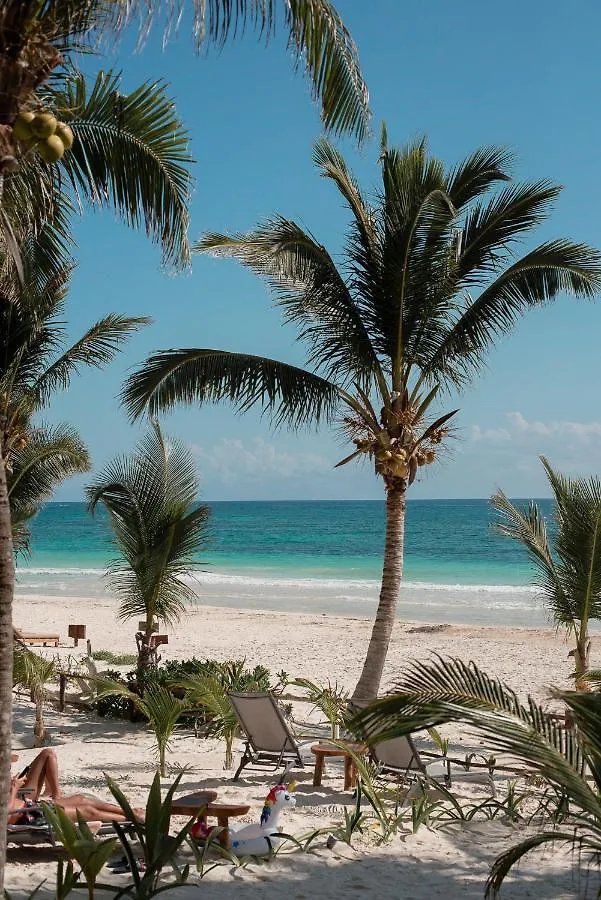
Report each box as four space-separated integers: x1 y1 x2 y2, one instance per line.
1 227 148 547
0 6 368 879
13 644 57 746
0 62 194 879
86 422 210 674
123 136 601 707
354 655 601 898
492 458 601 687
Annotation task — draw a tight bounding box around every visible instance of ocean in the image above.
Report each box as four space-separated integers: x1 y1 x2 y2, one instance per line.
14 499 557 629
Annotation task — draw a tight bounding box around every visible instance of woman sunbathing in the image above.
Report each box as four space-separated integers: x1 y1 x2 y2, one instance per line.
9 749 144 824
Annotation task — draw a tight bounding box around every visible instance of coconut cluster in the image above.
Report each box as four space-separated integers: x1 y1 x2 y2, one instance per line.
352 411 449 485
12 110 74 163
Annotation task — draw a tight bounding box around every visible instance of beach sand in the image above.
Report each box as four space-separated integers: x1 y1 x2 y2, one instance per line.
6 593 598 898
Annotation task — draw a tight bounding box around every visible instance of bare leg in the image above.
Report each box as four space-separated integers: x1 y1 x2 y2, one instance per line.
57 795 145 823
22 749 61 800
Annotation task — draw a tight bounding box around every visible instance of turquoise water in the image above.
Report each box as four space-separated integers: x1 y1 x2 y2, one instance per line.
13 500 555 627
18 499 543 584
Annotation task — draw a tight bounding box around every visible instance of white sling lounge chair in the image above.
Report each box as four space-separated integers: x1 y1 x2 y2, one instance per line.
371 735 496 796
228 691 306 781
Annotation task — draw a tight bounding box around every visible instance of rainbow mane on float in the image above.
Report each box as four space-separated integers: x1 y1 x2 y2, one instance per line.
260 784 286 826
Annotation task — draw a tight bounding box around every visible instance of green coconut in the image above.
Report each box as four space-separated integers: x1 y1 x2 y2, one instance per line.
31 113 57 138
12 111 35 142
36 135 65 163
55 122 74 150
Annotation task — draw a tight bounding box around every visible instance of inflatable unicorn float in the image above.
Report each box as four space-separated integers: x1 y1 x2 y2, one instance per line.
191 782 296 856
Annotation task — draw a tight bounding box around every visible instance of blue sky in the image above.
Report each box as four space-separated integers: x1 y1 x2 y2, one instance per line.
49 0 601 501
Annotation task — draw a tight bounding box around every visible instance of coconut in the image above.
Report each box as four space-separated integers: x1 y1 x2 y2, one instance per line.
12 111 35 143
31 113 57 138
37 135 65 163
55 122 74 150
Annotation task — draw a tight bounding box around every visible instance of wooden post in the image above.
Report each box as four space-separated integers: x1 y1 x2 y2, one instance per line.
59 673 66 712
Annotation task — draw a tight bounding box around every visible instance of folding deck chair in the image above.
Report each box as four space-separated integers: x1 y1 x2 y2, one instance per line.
372 735 496 795
228 691 306 781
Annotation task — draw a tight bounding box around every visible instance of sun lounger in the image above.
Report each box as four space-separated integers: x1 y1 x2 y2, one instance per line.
371 735 496 795
228 691 306 781
15 632 60 647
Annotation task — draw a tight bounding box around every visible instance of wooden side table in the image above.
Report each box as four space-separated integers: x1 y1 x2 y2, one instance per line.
311 743 368 791
169 792 250 848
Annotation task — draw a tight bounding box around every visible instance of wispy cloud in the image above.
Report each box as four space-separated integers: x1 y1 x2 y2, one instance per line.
471 411 601 445
191 437 330 487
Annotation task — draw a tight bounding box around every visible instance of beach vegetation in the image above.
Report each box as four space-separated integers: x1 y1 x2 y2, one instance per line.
179 659 273 768
12 644 57 745
1 229 147 552
355 654 601 897
492 457 601 686
94 676 191 777
124 136 601 706
86 422 210 675
292 676 351 739
92 650 138 667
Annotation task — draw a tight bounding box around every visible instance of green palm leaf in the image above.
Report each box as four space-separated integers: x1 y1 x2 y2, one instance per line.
31 313 150 407
7 423 90 547
86 422 210 634
49 69 193 268
492 458 601 676
122 348 340 428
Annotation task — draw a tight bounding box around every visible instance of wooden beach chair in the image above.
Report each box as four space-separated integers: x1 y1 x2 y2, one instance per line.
228 691 307 781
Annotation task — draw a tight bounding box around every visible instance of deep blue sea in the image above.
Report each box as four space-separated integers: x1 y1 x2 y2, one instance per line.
14 500 556 628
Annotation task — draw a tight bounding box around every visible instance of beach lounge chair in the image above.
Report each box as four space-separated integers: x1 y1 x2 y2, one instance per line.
371 735 496 796
228 691 306 781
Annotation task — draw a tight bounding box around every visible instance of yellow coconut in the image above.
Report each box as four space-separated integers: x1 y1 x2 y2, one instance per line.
55 122 74 150
31 113 57 138
36 135 65 163
12 111 35 142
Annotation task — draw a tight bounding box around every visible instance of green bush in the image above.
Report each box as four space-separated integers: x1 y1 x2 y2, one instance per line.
92 658 272 725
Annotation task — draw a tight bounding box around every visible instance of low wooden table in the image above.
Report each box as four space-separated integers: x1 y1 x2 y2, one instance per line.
169 792 250 847
311 743 368 791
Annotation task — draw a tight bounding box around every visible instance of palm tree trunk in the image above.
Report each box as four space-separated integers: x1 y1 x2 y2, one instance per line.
351 483 406 706
0 449 14 890
573 634 591 689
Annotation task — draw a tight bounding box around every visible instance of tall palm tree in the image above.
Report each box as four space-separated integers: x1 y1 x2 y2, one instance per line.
1 225 148 543
86 422 210 674
123 136 601 706
354 656 601 898
0 65 193 883
492 458 601 687
0 3 368 878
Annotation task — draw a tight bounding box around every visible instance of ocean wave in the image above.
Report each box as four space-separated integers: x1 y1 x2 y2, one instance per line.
18 567 106 576
17 566 537 595
183 571 537 594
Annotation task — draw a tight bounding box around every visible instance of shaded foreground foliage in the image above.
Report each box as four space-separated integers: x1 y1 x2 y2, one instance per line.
356 655 601 897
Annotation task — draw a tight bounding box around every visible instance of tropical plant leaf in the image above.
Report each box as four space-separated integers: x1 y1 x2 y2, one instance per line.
122 348 340 428
86 422 209 631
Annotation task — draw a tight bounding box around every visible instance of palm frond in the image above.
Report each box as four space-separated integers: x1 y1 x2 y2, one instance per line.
31 313 149 407
428 240 601 384
49 69 193 269
86 422 209 628
355 656 597 818
198 221 382 385
122 348 340 428
445 146 513 209
8 424 90 538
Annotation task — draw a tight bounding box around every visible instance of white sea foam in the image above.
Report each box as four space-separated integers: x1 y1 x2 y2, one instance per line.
17 565 537 596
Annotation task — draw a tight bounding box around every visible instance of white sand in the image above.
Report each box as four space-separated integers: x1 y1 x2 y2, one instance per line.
6 593 599 898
